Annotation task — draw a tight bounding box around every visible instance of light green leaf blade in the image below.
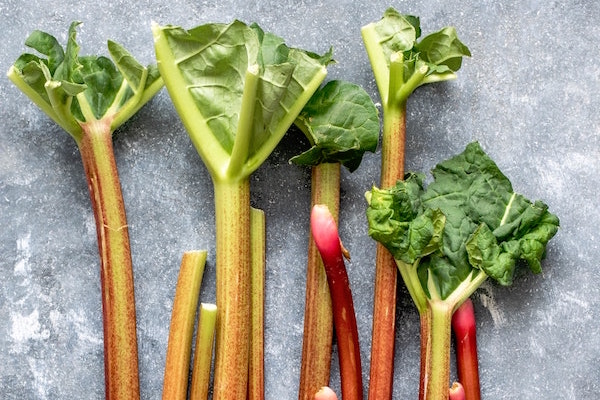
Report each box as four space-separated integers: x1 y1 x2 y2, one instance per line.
153 20 329 181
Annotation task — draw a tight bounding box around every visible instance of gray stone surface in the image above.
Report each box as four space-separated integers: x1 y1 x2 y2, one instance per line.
1 0 598 399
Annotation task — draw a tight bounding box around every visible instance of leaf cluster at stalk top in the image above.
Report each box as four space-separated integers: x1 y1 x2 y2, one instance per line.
291 80 380 172
153 20 333 181
9 21 162 140
366 142 560 299
371 7 471 81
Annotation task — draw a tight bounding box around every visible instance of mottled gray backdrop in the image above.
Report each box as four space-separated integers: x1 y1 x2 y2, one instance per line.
1 0 598 399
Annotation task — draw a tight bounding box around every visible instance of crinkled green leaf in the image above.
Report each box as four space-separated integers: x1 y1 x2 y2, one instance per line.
366 142 559 300
416 26 471 75
23 29 64 73
291 80 379 172
9 21 163 140
362 7 470 105
153 20 331 181
366 173 445 264
372 8 420 61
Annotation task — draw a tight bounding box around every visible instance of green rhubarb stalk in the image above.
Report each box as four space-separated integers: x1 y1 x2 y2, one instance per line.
153 20 331 398
8 22 162 400
162 251 208 400
249 207 266 400
366 142 559 400
361 10 471 399
291 80 378 400
190 303 218 400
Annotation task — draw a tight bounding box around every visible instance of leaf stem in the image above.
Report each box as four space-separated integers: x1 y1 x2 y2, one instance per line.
212 178 251 400
311 205 363 400
190 303 218 400
162 250 207 400
228 65 260 179
78 118 139 400
249 207 266 400
368 98 406 400
299 163 340 400
452 298 481 400
421 300 454 400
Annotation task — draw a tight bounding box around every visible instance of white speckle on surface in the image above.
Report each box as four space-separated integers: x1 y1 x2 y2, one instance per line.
10 309 49 344
14 232 31 277
476 282 506 327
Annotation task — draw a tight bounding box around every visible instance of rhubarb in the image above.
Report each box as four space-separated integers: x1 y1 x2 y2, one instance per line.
292 80 378 400
311 205 363 400
8 22 162 399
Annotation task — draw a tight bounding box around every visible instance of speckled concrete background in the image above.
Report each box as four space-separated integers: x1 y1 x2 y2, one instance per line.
1 1 598 399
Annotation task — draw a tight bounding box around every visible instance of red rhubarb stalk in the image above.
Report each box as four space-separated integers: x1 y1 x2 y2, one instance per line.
299 164 339 400
449 382 466 400
310 204 363 400
293 80 378 400
452 298 481 400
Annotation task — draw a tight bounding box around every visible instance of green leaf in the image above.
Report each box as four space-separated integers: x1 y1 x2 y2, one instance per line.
9 21 163 141
361 7 470 105
23 30 64 74
108 40 146 93
291 80 379 172
366 142 560 300
366 173 445 264
153 20 330 182
416 26 471 78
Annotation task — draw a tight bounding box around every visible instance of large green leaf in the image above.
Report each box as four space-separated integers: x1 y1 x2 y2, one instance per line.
366 142 560 300
8 21 163 141
291 80 379 172
153 20 332 182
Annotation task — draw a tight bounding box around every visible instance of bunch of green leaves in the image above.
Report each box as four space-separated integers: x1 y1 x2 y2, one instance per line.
362 7 471 105
366 141 560 310
292 79 379 172
8 21 163 141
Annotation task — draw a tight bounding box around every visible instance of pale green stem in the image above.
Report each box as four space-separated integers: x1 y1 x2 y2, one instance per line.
249 207 266 400
422 300 454 400
190 303 218 400
227 64 259 179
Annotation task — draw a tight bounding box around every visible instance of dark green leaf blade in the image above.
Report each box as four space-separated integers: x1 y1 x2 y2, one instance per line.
291 80 379 172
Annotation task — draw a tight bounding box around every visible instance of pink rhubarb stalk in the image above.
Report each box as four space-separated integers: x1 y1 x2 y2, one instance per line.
314 387 339 400
449 382 466 400
310 204 363 400
299 163 340 400
452 298 481 400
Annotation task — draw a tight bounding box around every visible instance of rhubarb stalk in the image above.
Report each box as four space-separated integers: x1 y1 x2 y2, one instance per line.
249 208 266 400
162 251 208 400
190 303 218 400
153 20 330 398
361 10 471 399
298 163 339 400
8 22 162 399
452 298 481 400
292 80 378 400
449 382 466 400
311 204 363 400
